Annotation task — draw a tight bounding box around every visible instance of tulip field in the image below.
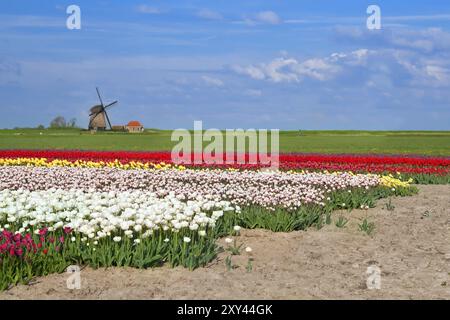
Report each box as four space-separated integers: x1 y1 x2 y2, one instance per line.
0 142 449 291
2 146 442 291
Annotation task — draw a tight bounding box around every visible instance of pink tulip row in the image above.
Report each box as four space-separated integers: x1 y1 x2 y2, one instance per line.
0 166 380 209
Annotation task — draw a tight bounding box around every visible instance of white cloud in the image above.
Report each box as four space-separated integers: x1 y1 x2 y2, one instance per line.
232 52 354 83
197 9 223 20
335 26 450 53
136 5 161 14
292 58 340 81
238 11 282 26
264 58 299 82
255 11 281 25
425 65 450 82
232 65 266 80
393 52 450 86
201 75 224 87
232 48 450 88
392 28 450 52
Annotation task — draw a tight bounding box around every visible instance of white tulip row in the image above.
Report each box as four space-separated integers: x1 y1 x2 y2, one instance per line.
0 189 235 239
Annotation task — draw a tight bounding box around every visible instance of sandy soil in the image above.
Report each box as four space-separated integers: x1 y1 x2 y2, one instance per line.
1 185 450 300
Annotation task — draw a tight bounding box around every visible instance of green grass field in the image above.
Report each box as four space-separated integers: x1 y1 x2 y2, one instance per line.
0 128 449 156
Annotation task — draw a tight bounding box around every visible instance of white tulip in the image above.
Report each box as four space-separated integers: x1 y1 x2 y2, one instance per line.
189 223 199 231
198 230 207 237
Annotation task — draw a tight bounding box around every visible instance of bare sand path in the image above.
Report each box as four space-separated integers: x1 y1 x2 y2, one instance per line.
1 185 450 300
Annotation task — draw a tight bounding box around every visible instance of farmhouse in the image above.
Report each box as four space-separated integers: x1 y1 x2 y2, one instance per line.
126 121 144 133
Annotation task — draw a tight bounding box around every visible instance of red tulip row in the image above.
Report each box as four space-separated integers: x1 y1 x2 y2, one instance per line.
0 149 449 176
0 227 72 258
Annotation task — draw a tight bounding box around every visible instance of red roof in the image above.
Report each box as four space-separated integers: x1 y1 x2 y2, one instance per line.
127 121 143 127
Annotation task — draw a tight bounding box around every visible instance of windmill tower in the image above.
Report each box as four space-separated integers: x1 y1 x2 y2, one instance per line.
88 87 118 130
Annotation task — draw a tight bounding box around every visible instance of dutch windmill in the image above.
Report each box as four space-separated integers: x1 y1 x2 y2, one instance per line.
88 87 118 130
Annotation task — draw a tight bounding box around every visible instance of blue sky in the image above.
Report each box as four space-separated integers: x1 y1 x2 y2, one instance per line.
1 0 450 130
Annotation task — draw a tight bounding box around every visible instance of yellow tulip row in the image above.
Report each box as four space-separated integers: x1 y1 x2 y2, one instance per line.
379 174 413 188
0 157 186 171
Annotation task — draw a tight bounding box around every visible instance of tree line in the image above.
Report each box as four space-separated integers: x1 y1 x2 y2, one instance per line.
48 116 78 129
